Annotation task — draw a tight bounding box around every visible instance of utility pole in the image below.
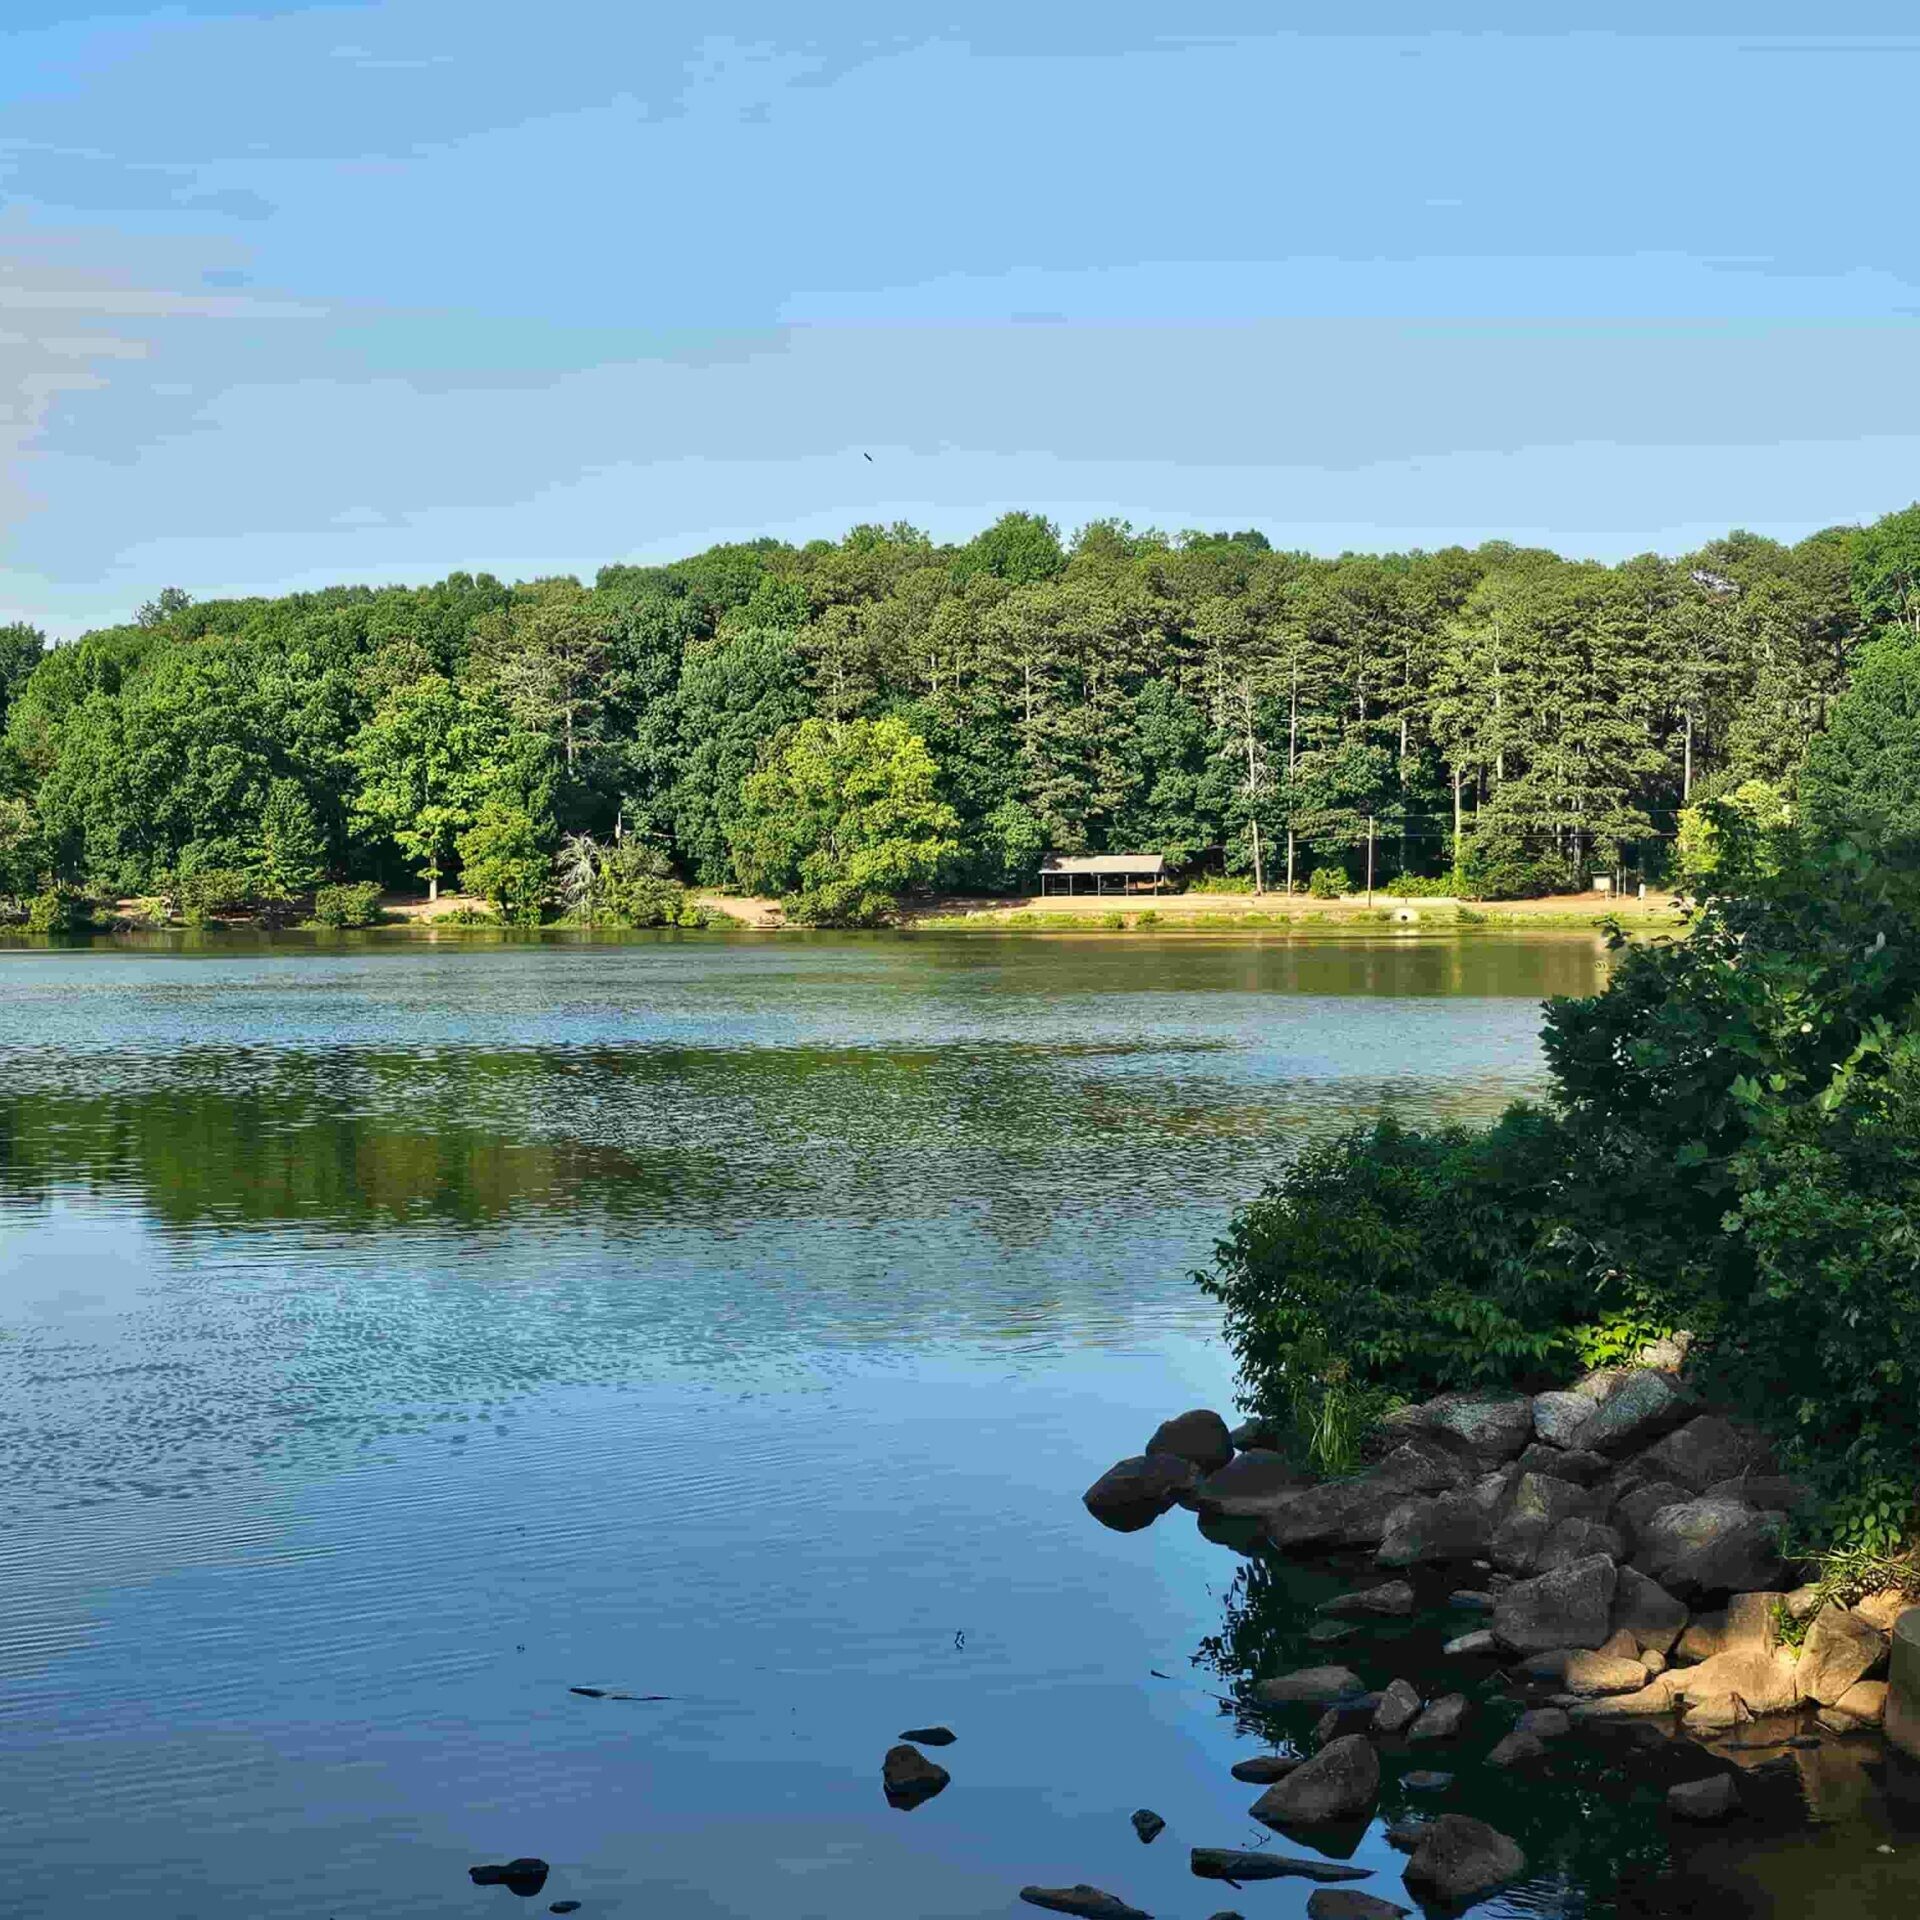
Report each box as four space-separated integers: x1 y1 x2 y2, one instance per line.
1365 815 1376 907
1244 703 1265 895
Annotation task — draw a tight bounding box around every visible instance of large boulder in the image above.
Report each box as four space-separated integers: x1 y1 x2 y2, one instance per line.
1796 1603 1889 1707
1190 1849 1370 1885
1490 1473 1600 1575
1184 1449 1305 1519
1401 1815 1526 1904
1148 1409 1234 1474
1669 1647 1802 1722
1019 1886 1151 1919
1306 1895 1411 1920
1252 1665 1367 1706
1832 1679 1888 1726
1610 1565 1689 1656
882 1744 951 1809
1532 1391 1598 1449
1494 1554 1618 1653
1517 1649 1652 1696
1385 1392 1534 1460
1852 1590 1917 1634
1567 1369 1694 1454
1514 1443 1609 1484
1632 1416 1765 1493
1536 1518 1624 1573
1084 1453 1198 1532
1632 1497 1786 1598
1676 1591 1779 1664
1249 1735 1379 1826
1376 1494 1489 1568
1265 1440 1468 1551
1608 1480 1695 1548
1703 1473 1816 1517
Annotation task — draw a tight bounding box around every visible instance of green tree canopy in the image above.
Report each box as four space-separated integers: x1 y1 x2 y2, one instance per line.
1799 636 1920 853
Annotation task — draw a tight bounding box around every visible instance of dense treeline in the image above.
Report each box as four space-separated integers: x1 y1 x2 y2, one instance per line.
3 504 1917 920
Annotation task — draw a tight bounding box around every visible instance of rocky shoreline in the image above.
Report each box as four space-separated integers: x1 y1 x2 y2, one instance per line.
1084 1357 1919 1904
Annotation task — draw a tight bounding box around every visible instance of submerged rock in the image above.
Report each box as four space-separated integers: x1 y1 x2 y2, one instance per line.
1668 1775 1742 1821
1514 1707 1571 1739
1019 1886 1152 1918
1252 1665 1367 1706
1249 1734 1379 1825
1084 1454 1199 1532
1147 1409 1234 1473
1317 1580 1415 1618
1400 1814 1527 1903
1406 1694 1470 1743
882 1744 950 1810
899 1725 956 1745
1130 1808 1166 1844
1371 1678 1422 1735
1442 1630 1497 1656
1230 1753 1302 1783
1486 1730 1547 1768
1401 1769 1453 1791
1190 1848 1372 1883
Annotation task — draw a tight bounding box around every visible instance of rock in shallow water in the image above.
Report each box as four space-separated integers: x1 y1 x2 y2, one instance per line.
1306 1893 1412 1920
1407 1694 1471 1743
899 1725 956 1745
1130 1808 1165 1844
1147 1408 1234 1473
1250 1734 1379 1825
1230 1753 1302 1783
1402 1769 1453 1792
1252 1665 1367 1705
470 1860 550 1896
1668 1774 1742 1821
1493 1553 1617 1653
1185 1449 1304 1519
1317 1580 1415 1618
882 1744 950 1810
1190 1848 1371 1884
1486 1730 1547 1768
1400 1814 1527 1903
1020 1885 1152 1918
1371 1677 1422 1735
1083 1453 1199 1532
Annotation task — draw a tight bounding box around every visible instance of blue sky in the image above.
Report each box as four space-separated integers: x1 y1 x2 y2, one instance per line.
5 3 1920 633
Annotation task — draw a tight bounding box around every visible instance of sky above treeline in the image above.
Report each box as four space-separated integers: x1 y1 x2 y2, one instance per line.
5 2 1920 634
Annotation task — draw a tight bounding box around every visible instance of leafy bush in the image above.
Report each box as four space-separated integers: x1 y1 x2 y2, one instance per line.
177 867 262 925
456 804 550 924
434 904 498 926
1384 872 1456 898
1307 865 1349 899
310 881 383 929
1454 828 1583 900
26 887 94 933
1203 834 1920 1548
1098 909 1126 929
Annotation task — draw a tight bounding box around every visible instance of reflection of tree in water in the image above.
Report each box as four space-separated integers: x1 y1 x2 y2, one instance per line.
1189 1550 1825 1917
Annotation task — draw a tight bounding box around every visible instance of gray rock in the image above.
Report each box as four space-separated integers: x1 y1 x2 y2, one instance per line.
1610 1565 1689 1655
1307 1621 1360 1645
1515 1707 1571 1738
469 1862 549 1896
1371 1678 1423 1735
1447 1589 1496 1612
1401 1769 1453 1791
1190 1849 1371 1884
1514 1443 1609 1484
1493 1553 1618 1653
1252 1665 1367 1706
1317 1580 1415 1618
1486 1730 1547 1768
1704 1473 1817 1516
1386 1392 1535 1459
1376 1493 1490 1568
1533 1390 1597 1449
1490 1474 1597 1574
1250 1734 1380 1825
882 1744 950 1809
1084 1454 1199 1532
1667 1774 1742 1821
1407 1693 1470 1742
1442 1630 1498 1656
1228 1416 1275 1450
1797 1604 1888 1707
1148 1409 1233 1473
1130 1808 1166 1844
1569 1369 1694 1455
1401 1814 1527 1903
1608 1479 1694 1547
1020 1885 1152 1918
1312 1700 1379 1746
899 1725 956 1745
1632 1497 1786 1598
1536 1518 1625 1572
1306 1894 1411 1920
1230 1753 1302 1783
1185 1449 1305 1519
1633 1416 1765 1493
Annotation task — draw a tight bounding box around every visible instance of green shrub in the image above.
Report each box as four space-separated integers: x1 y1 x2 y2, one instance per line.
435 904 498 926
177 867 262 924
1098 909 1126 929
1384 872 1456 898
27 888 94 933
310 882 383 929
1135 909 1160 928
1307 866 1349 899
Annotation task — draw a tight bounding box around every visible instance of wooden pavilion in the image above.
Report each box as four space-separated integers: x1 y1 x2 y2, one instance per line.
1037 853 1166 897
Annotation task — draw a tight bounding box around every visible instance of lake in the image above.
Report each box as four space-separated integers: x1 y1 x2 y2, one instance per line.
0 931 1910 1919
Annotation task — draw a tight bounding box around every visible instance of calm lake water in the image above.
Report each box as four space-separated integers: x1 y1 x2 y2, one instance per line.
0 931 1912 1919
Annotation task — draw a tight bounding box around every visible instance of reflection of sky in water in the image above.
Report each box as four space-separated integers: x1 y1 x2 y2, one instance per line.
27 934 1850 1920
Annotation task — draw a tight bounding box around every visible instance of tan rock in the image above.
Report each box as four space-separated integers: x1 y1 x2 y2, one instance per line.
1597 1628 1640 1661
1670 1647 1803 1721
1796 1604 1888 1707
1676 1591 1779 1664
1853 1589 1918 1634
1641 1648 1668 1675
1567 1677 1678 1721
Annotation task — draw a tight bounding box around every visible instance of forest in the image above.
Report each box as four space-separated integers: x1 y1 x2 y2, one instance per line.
1 503 1917 924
